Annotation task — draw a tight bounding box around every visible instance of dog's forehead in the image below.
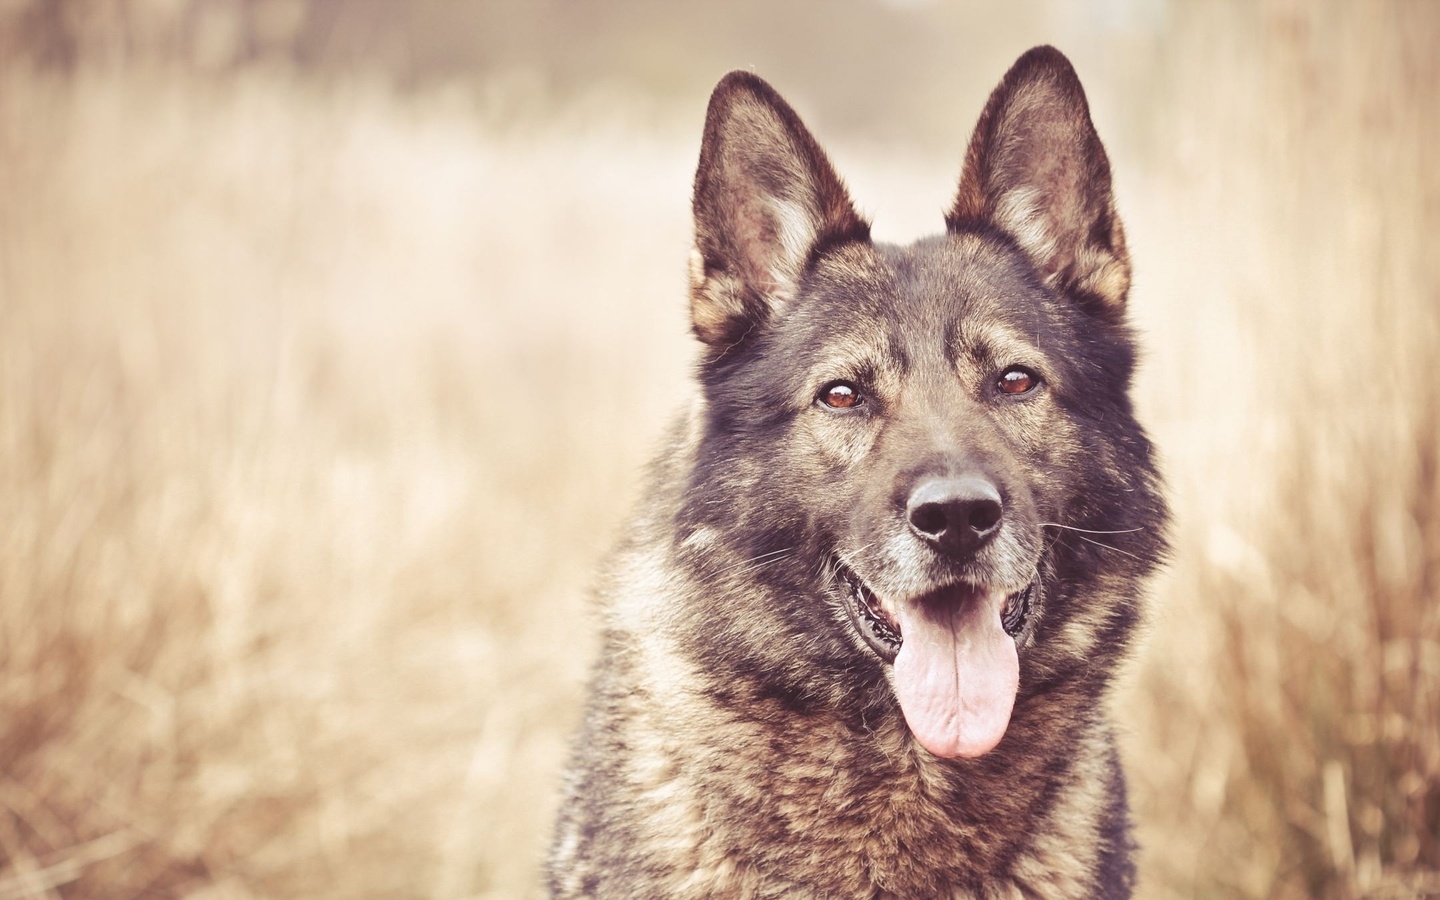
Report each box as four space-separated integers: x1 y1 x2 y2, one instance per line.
801 233 1050 346
888 234 1044 322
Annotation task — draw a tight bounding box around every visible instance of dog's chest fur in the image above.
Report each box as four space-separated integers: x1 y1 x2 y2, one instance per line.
552 579 1129 898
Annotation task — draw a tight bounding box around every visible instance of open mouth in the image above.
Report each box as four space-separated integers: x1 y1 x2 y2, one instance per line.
837 561 1035 663
835 559 1037 758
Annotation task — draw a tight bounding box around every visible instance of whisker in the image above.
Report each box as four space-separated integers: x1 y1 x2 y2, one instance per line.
714 547 793 578
1039 523 1144 535
1077 535 1143 561
832 542 880 574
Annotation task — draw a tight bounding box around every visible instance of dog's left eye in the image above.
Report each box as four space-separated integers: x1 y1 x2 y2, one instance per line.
996 366 1041 396
818 381 862 409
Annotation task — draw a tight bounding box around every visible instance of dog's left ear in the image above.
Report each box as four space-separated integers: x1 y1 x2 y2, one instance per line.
949 46 1130 314
690 72 870 348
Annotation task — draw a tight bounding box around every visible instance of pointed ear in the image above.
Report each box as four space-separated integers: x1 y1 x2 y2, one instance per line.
690 71 870 347
948 46 1130 314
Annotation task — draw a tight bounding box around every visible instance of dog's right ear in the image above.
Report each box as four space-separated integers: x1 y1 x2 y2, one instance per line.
690 72 870 348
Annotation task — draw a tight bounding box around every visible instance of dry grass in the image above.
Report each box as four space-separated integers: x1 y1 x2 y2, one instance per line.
0 2 1436 897
1117 5 1440 896
0 69 695 897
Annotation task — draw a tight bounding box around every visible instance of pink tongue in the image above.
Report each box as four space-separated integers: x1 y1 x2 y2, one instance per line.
892 589 1019 759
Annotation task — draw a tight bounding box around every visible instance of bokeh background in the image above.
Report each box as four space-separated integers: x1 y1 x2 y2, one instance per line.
1 1 1436 897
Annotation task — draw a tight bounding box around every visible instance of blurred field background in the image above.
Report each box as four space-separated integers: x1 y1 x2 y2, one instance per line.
0 0 1436 897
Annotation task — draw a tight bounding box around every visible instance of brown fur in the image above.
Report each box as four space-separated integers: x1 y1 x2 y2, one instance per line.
550 46 1167 898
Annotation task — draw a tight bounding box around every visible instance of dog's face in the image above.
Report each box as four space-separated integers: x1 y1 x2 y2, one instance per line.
678 48 1165 760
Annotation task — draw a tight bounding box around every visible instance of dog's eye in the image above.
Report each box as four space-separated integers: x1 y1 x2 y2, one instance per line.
818 381 862 410
997 366 1041 396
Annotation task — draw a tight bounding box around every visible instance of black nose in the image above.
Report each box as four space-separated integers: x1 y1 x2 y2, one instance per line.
906 476 1004 560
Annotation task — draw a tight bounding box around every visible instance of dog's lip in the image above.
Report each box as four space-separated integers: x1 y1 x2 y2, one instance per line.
1001 581 1034 636
836 560 1035 663
838 565 902 660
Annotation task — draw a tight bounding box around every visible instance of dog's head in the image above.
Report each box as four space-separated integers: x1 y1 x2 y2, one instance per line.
677 47 1166 760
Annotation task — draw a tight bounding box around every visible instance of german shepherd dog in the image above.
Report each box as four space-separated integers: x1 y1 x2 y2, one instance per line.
549 46 1168 898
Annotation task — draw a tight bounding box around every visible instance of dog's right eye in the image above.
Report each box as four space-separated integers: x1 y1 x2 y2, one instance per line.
818 381 862 410
996 366 1042 397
